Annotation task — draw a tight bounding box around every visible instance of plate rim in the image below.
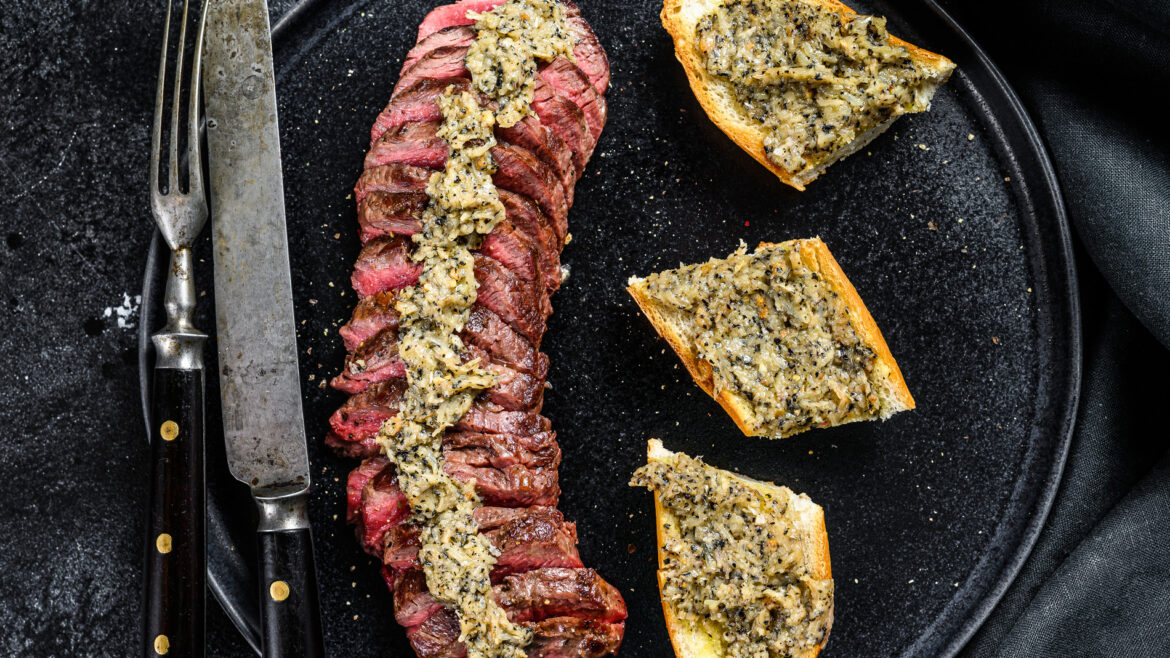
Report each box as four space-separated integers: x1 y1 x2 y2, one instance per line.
136 0 1082 654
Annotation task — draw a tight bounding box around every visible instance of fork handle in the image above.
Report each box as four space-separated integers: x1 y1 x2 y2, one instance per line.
143 367 206 658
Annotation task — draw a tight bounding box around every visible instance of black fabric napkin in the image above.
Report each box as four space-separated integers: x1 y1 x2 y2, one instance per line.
936 0 1170 655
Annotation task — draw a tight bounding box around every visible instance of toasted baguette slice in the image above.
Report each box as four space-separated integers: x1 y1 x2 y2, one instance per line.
640 439 833 658
661 0 956 190
628 238 914 438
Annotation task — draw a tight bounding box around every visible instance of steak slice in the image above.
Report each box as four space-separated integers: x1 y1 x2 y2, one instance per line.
339 291 400 352
384 505 581 579
394 569 444 628
465 304 549 380
479 218 540 284
498 190 563 290
538 57 606 143
527 617 625 658
532 75 593 176
495 568 628 624
330 327 407 394
499 115 577 206
443 459 560 507
365 120 448 170
405 608 464 658
328 379 405 446
563 1 610 94
453 403 552 436
351 235 421 298
402 25 476 73
491 143 568 235
474 254 548 345
443 430 560 470
357 190 428 242
355 162 435 203
416 0 503 42
393 45 471 97
370 78 469 146
349 457 412 555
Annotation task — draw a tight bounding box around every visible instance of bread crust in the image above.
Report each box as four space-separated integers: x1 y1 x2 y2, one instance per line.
645 440 832 658
660 0 956 190
628 238 915 439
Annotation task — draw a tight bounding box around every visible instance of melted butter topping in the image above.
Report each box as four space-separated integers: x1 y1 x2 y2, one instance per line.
696 0 935 174
466 0 576 127
372 2 577 656
630 450 833 657
640 242 878 437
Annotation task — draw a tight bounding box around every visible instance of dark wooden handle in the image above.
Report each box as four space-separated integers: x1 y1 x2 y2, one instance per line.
258 526 325 658
143 368 206 658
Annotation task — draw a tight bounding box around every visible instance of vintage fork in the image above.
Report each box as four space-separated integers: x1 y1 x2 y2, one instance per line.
143 1 209 656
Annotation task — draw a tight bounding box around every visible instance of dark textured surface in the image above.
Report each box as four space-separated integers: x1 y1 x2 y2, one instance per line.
158 0 1078 656
0 0 1082 656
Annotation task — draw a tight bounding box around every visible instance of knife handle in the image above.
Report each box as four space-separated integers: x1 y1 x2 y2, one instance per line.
256 494 325 658
143 368 206 658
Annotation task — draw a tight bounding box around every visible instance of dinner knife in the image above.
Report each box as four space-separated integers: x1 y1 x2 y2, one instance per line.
201 1 325 656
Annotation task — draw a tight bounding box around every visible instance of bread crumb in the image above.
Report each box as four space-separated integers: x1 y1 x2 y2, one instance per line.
967 133 974 141
927 221 937 231
992 336 999 344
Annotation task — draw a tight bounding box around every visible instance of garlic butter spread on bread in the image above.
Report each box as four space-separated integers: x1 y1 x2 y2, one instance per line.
631 440 833 658
662 0 956 189
628 238 914 438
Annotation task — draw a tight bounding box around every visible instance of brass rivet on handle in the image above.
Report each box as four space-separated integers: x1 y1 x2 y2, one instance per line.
160 420 179 442
156 533 172 554
270 580 290 602
154 634 170 655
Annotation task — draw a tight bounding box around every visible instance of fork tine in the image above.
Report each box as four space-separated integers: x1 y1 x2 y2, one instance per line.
150 0 173 198
187 0 209 200
168 0 190 194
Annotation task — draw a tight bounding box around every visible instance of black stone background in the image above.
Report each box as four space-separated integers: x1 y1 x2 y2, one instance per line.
1 1 1166 657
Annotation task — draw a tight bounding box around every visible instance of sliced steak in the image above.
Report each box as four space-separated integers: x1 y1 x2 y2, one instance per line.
527 617 625 658
498 114 577 206
358 190 426 242
365 120 448 170
464 304 549 379
385 505 581 580
402 25 476 73
538 57 606 143
393 45 471 96
351 458 412 555
496 568 627 624
370 78 470 146
356 190 425 241
453 403 552 436
491 143 568 235
330 327 407 394
475 351 546 411
328 379 405 446
443 430 560 470
563 1 610 94
478 219 540 284
443 459 560 507
532 75 592 176
416 0 503 42
405 607 465 658
346 457 389 524
355 162 435 203
394 569 444 628
325 431 380 459
498 190 563 289
474 254 548 345
351 235 421 298
339 291 400 352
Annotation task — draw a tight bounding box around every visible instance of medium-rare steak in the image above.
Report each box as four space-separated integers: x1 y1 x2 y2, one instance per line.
403 26 477 73
339 291 400 352
351 235 422 298
495 568 627 624
332 2 620 655
538 58 606 142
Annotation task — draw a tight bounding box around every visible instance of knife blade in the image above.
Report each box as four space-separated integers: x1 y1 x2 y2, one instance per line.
202 0 324 655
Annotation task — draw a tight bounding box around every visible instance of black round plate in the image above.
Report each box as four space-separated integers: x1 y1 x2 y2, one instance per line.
140 0 1079 655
